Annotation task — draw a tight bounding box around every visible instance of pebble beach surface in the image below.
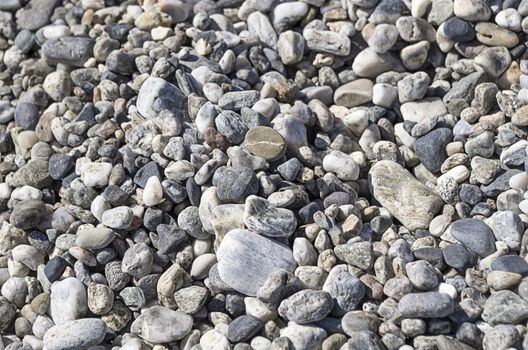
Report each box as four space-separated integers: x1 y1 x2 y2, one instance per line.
2 0 528 349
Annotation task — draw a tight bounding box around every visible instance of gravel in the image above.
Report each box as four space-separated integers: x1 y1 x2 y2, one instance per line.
1 0 528 348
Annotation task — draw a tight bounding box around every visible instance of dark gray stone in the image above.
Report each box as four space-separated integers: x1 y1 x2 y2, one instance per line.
413 128 453 173
48 154 75 180
14 102 39 130
243 195 296 237
491 255 528 276
227 315 264 343
41 37 95 67
215 111 249 144
218 90 260 111
10 199 47 229
216 166 258 203
398 292 454 318
449 218 496 257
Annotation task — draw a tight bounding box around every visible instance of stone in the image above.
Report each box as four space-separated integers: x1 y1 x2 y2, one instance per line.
277 31 305 65
136 77 186 120
16 0 60 30
322 150 359 181
227 315 264 343
43 318 106 350
491 255 528 275
352 48 403 78
413 128 453 173
102 206 133 229
244 195 296 238
247 11 278 49
449 218 496 257
244 126 286 161
76 227 115 250
334 241 373 270
49 277 87 324
323 266 365 316
400 98 447 123
143 176 163 206
333 79 374 108
130 305 193 343
81 162 113 188
485 211 523 251
278 290 333 324
217 229 296 296
453 0 491 22
218 91 260 111
14 102 39 130
87 283 114 315
173 286 209 314
481 290 528 325
10 199 47 229
280 324 327 350
48 154 75 180
121 242 153 278
398 292 454 318
216 166 258 203
369 160 444 230
303 29 350 56
41 37 95 67
368 24 399 53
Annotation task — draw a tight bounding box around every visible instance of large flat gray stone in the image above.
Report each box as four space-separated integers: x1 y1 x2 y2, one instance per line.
217 229 296 296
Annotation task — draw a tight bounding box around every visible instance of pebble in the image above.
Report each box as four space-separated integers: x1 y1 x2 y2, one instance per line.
334 79 373 108
448 218 496 257
43 318 106 350
398 292 454 318
244 195 296 237
278 290 333 324
369 160 443 230
217 229 296 296
41 37 95 66
76 227 115 250
137 77 186 120
130 305 193 343
49 277 88 325
244 126 286 161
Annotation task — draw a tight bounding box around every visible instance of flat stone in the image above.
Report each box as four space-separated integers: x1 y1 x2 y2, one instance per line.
227 315 264 343
369 160 444 230
333 79 374 108
244 195 296 238
130 305 193 343
218 90 260 111
398 292 454 318
43 318 106 350
16 0 60 30
41 37 95 67
449 218 496 257
491 255 528 276
352 48 403 78
217 229 296 296
303 29 351 56
400 98 448 123
244 126 286 161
